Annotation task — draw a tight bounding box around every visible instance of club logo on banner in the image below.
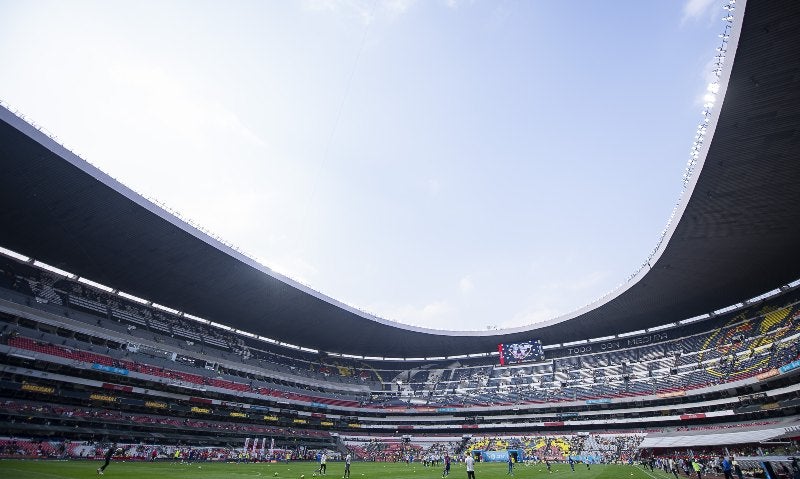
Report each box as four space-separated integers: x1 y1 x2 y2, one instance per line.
498 340 543 365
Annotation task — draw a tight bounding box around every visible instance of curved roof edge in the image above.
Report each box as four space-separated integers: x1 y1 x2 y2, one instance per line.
494 0 748 338
3 0 800 357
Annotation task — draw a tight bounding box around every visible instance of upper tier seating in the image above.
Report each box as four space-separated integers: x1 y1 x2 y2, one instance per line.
2 252 800 409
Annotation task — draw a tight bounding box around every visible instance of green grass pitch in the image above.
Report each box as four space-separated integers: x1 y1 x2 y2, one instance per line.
0 459 678 479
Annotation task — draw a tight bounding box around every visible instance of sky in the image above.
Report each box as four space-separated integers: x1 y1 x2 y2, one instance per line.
0 0 729 332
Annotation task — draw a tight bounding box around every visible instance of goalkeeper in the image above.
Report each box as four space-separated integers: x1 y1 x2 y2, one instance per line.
97 443 122 475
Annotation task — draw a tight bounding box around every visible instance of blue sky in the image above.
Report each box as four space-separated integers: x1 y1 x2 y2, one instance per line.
0 0 728 331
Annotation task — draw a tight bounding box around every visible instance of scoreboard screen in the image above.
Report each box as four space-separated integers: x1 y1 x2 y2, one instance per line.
498 339 544 365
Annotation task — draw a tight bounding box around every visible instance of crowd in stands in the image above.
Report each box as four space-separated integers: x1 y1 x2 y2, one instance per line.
5 313 799 412
343 437 423 462
583 435 642 462
0 400 330 440
461 434 645 463
3 253 800 412
0 438 80 458
371 301 800 407
2 331 366 408
0 437 325 462
420 442 459 464
2 249 800 456
0 255 382 388
645 446 800 479
651 442 800 460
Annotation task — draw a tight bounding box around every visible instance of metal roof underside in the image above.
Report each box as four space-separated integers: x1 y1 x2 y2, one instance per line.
1 0 799 358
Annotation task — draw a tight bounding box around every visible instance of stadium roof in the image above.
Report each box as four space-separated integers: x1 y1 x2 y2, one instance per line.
1 0 799 358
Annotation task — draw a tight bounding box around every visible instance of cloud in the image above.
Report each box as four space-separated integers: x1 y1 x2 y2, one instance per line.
500 270 611 328
543 270 608 293
568 270 608 291
426 178 442 195
106 62 265 148
373 299 456 329
444 0 474 9
503 307 563 328
458 275 474 294
681 0 718 23
302 0 373 24
384 0 417 15
302 0 418 25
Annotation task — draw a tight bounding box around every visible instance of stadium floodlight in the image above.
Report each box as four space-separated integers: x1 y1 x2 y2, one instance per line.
713 303 740 316
152 303 180 315
679 313 709 325
677 1 734 195
647 323 676 332
118 291 148 304
618 330 646 338
588 335 616 343
467 352 491 358
77 276 115 293
183 312 210 324
207 320 234 331
0 246 30 262
236 329 257 339
32 260 76 279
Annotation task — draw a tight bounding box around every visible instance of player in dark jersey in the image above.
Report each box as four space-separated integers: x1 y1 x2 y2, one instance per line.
97 443 120 475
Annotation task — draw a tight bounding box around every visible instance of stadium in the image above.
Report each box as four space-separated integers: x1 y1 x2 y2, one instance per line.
1 0 800 478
